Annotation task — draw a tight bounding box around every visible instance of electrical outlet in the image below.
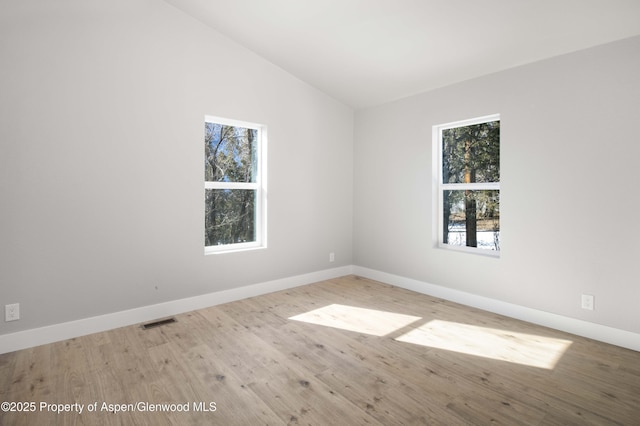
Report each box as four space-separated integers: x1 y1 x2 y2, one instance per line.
329 252 335 262
5 303 20 321
581 294 594 311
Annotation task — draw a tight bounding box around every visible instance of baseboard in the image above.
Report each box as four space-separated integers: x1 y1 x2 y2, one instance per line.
4 264 637 355
0 265 354 355
353 266 640 352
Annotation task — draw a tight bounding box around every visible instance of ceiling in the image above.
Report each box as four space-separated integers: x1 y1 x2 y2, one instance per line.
164 0 640 109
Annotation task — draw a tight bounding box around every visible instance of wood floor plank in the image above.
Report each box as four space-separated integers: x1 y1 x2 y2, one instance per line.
2 275 640 425
180 342 285 425
246 366 384 426
0 350 17 401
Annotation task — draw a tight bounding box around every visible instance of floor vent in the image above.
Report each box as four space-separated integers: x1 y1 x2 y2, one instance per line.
142 317 177 330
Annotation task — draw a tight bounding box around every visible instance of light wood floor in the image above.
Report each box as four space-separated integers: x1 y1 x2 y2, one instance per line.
1 275 639 425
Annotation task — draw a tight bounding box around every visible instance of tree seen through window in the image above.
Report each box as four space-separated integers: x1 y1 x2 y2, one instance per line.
205 120 262 249
438 117 500 252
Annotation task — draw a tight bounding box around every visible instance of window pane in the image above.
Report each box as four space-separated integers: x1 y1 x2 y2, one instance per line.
205 189 256 246
443 190 500 251
205 122 257 183
442 120 500 184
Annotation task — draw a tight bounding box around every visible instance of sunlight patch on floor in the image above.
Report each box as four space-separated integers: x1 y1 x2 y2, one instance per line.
396 319 573 369
289 304 422 336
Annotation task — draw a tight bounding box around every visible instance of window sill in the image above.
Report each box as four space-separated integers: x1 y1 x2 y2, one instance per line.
204 244 266 255
437 244 500 258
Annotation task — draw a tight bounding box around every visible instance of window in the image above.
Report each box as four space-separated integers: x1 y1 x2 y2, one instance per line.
434 114 500 255
204 116 266 253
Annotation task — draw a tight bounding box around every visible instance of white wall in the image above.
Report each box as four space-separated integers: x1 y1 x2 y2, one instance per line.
2 0 638 348
0 0 353 337
354 36 640 335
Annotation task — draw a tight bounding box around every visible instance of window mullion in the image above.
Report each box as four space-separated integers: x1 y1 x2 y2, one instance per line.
205 181 258 190
441 182 500 191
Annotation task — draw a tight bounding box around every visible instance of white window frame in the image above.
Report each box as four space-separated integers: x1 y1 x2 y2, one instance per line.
204 115 267 254
433 113 500 257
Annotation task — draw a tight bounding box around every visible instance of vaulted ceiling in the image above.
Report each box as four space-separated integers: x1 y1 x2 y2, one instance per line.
165 0 640 109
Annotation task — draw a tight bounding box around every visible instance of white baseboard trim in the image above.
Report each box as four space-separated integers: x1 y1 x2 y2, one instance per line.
353 266 640 352
0 265 353 355
4 264 637 355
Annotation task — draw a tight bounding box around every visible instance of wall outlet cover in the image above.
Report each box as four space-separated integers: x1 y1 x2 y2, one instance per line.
581 294 594 311
5 303 20 322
